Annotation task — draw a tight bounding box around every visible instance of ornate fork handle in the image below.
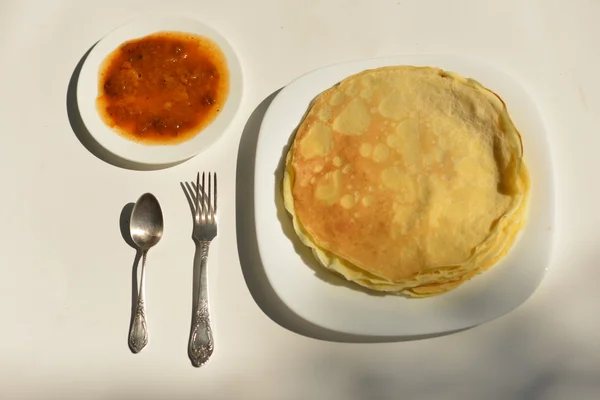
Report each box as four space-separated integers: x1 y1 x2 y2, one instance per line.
189 240 214 367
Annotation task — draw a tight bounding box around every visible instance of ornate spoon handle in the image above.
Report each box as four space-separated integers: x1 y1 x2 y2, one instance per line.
129 251 148 353
189 241 213 367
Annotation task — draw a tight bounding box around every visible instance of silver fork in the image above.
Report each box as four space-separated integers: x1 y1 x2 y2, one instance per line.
182 172 217 367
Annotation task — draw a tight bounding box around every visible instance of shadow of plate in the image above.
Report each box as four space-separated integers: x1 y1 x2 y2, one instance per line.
66 44 185 171
235 90 471 343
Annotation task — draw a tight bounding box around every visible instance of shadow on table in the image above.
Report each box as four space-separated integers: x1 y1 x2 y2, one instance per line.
235 90 470 343
65 44 183 171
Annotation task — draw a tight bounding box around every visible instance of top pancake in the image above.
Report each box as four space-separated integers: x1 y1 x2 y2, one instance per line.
286 66 524 283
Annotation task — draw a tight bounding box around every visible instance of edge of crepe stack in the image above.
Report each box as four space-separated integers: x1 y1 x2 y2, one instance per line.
282 66 531 298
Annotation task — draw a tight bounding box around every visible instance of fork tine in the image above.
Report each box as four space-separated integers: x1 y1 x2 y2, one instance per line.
195 172 200 221
201 172 206 223
214 173 217 215
208 172 212 223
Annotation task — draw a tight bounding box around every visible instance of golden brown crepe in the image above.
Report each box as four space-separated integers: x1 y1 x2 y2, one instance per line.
282 65 530 297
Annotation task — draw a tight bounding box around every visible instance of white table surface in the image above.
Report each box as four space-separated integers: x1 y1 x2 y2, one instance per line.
1 0 597 399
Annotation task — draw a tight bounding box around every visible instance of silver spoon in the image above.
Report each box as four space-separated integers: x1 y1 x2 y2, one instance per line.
128 193 164 353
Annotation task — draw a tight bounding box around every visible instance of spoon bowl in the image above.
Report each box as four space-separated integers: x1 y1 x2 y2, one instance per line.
130 193 164 250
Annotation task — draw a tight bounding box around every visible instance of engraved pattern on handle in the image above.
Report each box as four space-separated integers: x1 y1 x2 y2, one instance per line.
189 241 213 367
129 251 148 353
129 299 148 353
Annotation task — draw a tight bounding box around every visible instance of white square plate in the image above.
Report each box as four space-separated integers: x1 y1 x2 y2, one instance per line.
253 54 555 336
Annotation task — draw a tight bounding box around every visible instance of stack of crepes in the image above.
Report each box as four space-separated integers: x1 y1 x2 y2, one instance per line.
282 66 530 297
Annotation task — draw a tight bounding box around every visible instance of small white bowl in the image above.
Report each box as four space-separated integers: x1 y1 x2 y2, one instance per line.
77 15 243 165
